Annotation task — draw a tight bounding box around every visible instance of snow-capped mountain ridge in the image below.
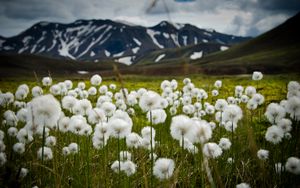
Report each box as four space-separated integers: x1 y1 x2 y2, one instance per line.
0 19 251 64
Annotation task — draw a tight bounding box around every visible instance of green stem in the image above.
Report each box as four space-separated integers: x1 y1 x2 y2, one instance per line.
118 133 121 187
150 110 154 188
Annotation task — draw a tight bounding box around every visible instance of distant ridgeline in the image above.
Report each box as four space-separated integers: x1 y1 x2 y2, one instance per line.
0 19 250 65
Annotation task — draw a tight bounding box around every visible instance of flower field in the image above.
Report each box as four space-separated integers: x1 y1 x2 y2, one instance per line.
0 73 300 188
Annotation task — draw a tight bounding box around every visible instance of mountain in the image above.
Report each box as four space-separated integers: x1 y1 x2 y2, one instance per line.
189 12 300 74
0 19 250 64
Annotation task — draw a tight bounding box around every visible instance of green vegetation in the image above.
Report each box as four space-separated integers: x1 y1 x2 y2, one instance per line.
0 74 300 187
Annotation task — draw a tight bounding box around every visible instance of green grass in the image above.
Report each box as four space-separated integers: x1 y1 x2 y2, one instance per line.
0 74 300 187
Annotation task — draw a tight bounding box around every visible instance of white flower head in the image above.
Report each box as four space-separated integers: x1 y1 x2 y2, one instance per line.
170 115 193 141
215 99 228 112
245 86 256 97
252 71 263 81
214 80 222 88
139 91 162 112
121 160 137 176
219 138 231 150
203 142 223 159
265 125 284 144
90 74 102 86
62 147 70 156
285 157 300 175
141 126 156 140
277 118 292 133
108 118 132 139
153 158 175 180
37 147 53 161
257 149 269 160
265 103 286 124
27 94 61 129
126 133 142 148
236 183 251 188
223 104 243 123
68 143 79 154
13 142 25 154
147 109 167 125
42 77 52 86
186 119 212 144
32 86 43 97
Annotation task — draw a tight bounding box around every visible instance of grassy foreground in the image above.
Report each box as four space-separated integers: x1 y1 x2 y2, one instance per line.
0 73 300 188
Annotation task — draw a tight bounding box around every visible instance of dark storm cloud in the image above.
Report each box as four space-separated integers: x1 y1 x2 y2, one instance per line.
0 0 299 37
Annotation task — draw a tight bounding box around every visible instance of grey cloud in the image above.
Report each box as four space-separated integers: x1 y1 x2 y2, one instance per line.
0 0 298 37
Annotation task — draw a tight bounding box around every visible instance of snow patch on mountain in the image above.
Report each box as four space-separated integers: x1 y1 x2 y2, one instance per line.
147 29 164 48
133 38 142 46
163 33 170 38
155 54 166 62
132 47 140 54
113 51 124 57
220 46 229 51
190 51 203 60
104 50 111 57
170 34 180 47
118 56 134 65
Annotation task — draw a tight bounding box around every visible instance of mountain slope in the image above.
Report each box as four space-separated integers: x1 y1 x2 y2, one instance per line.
0 19 250 64
190 12 300 74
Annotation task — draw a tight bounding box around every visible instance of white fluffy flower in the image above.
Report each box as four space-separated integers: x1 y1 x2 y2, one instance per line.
203 142 223 159
147 109 167 125
214 80 222 88
62 147 70 156
265 103 286 124
277 118 292 133
90 74 102 86
101 102 116 117
45 136 56 147
252 93 264 105
215 99 228 112
42 77 52 86
139 91 162 112
252 71 263 81
37 147 53 160
246 99 258 110
13 142 25 154
219 138 231 150
223 104 243 123
27 94 61 129
126 133 142 148
0 152 7 166
286 96 300 120
236 183 251 188
87 108 106 124
170 115 193 141
257 149 269 160
108 118 132 139
153 158 175 180
8 127 18 137
245 86 256 97
265 125 284 144
141 126 156 140
186 119 212 144
285 157 300 175
68 143 79 154
111 160 123 173
19 168 29 178
32 86 43 97
121 160 136 176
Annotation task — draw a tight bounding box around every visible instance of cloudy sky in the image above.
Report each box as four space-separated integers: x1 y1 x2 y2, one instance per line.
0 0 299 37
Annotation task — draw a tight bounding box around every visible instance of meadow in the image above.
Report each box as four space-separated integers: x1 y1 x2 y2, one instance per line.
0 73 300 188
